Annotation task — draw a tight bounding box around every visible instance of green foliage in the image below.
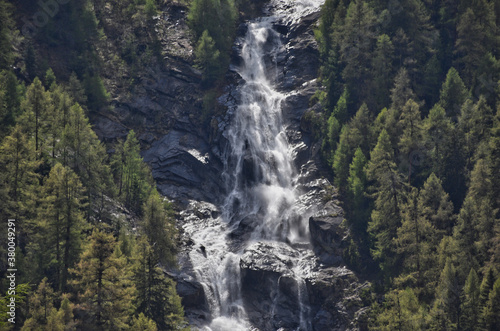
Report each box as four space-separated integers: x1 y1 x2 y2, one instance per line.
83 73 110 112
111 130 153 214
188 0 238 85
439 67 468 118
133 238 186 330
366 129 406 275
315 1 500 316
70 229 136 330
0 0 14 70
0 75 185 329
195 30 223 86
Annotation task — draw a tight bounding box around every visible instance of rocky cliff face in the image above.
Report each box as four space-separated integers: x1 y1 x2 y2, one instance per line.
93 2 369 330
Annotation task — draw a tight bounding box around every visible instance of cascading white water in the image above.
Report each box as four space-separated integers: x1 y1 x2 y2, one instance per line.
183 1 325 330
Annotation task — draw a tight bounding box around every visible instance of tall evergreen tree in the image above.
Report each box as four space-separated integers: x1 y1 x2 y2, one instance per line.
133 238 186 330
418 173 455 236
398 99 424 184
70 229 136 330
430 259 461 330
460 268 480 331
439 67 468 119
367 129 406 275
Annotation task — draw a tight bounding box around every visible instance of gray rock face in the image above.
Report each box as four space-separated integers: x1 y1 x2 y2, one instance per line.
142 130 224 204
91 2 370 330
309 200 347 264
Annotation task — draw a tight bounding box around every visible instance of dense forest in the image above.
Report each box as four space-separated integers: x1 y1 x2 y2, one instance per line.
312 0 500 329
1 0 499 330
0 0 190 330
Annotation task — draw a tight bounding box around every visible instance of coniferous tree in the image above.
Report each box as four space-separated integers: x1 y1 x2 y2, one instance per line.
21 278 56 329
371 34 395 109
0 0 14 70
70 229 136 330
34 164 87 291
143 190 177 266
439 67 468 118
367 129 406 275
130 313 158 331
482 278 500 331
430 259 461 330
423 104 455 180
460 268 480 331
133 238 186 330
195 30 222 86
332 125 351 191
455 1 498 85
339 0 377 104
395 188 435 292
418 173 455 236
398 99 424 184
347 147 369 236
373 288 428 330
18 78 53 156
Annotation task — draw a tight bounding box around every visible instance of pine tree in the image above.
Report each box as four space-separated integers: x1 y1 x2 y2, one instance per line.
346 147 369 235
395 188 435 291
439 67 468 119
482 278 500 330
455 1 497 85
390 67 418 112
0 0 14 70
194 30 223 86
366 129 406 275
133 238 186 330
332 125 351 191
460 268 480 331
143 190 177 267
130 313 158 331
70 229 136 330
21 278 55 329
453 196 481 280
371 34 395 110
113 130 152 214
339 0 377 104
423 104 455 179
430 259 461 330
0 126 40 258
458 97 494 176
35 164 87 291
418 173 455 236
374 288 427 330
398 99 424 184
18 78 53 156
65 72 87 107
0 70 22 131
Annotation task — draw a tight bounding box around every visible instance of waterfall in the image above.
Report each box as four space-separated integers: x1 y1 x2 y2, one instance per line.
182 1 325 330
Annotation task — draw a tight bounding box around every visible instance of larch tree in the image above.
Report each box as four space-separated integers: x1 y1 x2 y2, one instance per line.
70 229 136 330
366 129 406 275
460 268 480 331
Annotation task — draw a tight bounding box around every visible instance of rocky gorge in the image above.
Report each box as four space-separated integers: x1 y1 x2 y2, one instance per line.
92 1 370 330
